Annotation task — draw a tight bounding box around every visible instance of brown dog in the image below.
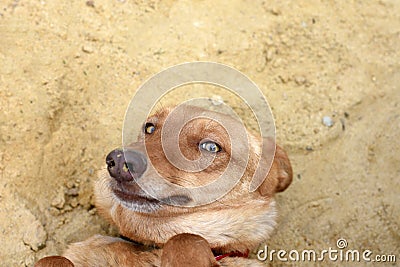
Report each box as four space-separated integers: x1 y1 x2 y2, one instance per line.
36 105 292 267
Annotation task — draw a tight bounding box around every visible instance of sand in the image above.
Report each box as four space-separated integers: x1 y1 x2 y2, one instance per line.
0 0 399 266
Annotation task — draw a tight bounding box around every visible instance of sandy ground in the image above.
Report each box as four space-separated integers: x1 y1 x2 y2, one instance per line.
0 0 399 266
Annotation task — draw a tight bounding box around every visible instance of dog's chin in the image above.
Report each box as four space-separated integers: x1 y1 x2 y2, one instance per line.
111 187 163 213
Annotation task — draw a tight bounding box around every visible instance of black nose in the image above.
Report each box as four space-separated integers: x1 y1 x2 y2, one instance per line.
106 149 147 182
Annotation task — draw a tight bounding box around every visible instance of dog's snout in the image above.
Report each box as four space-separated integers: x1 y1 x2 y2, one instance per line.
106 149 147 182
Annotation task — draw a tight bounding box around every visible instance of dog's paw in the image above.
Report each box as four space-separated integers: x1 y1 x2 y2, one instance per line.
161 233 219 267
34 256 74 267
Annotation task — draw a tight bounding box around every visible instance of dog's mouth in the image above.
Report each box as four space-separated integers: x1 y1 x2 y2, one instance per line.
110 180 162 211
111 180 193 211
113 187 161 205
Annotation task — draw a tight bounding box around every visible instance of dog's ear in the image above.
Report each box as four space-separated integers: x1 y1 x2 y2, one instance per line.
257 144 293 197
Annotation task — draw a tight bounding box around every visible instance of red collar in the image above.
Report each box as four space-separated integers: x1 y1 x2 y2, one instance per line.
214 249 249 261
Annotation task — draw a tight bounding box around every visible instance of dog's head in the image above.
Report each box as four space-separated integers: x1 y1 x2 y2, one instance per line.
95 105 292 251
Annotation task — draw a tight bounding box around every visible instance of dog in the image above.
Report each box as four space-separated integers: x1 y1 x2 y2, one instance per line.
36 105 292 266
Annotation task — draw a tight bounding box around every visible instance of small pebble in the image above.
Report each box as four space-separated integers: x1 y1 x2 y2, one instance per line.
306 146 313 151
270 7 281 16
322 116 334 127
310 201 320 207
51 191 65 209
86 1 95 7
82 45 94 54
294 75 306 85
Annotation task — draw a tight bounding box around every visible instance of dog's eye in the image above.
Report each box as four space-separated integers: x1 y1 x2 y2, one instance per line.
144 123 155 134
199 141 221 153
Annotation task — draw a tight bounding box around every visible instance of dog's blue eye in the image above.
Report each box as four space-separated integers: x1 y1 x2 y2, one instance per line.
199 141 221 153
144 123 155 134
